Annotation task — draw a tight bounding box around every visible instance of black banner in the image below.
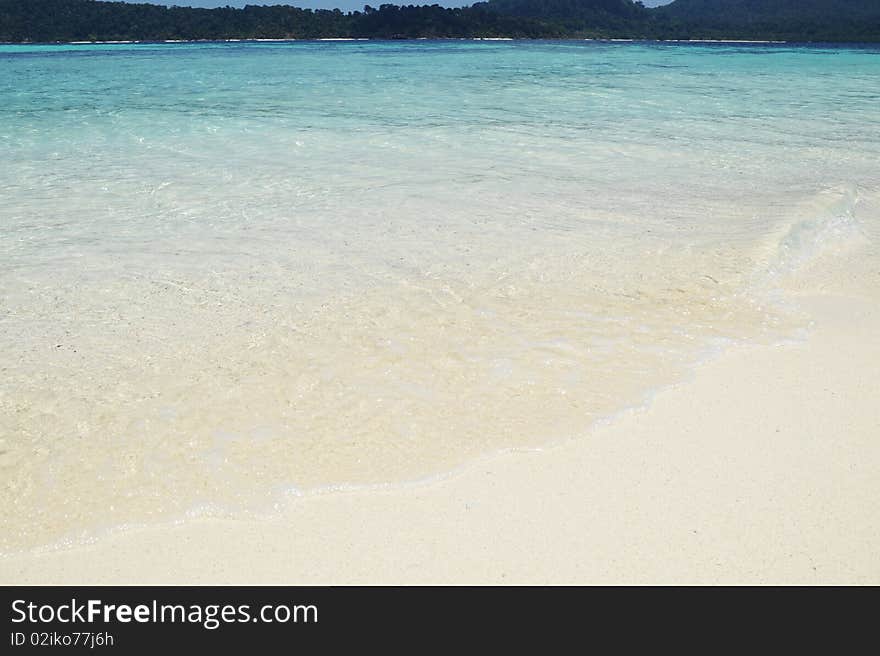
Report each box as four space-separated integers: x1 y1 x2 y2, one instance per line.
0 585 870 651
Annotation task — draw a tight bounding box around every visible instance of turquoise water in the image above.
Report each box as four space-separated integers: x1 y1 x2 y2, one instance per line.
1 41 879 552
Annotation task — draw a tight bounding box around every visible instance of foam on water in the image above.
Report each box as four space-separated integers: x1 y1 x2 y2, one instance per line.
1 41 879 553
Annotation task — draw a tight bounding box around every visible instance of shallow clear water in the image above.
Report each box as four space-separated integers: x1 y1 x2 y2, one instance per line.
1 40 878 552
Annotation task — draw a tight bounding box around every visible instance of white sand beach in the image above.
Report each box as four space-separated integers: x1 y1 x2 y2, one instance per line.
2 40 879 586
3 279 877 584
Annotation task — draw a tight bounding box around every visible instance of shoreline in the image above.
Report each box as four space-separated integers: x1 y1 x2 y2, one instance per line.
2 38 833 47
3 287 877 584
0 330 755 560
1 40 877 583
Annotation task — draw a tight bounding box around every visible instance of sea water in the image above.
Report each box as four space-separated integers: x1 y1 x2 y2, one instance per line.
1 40 878 553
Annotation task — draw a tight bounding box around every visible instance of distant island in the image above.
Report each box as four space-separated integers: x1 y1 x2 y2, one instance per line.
2 0 879 43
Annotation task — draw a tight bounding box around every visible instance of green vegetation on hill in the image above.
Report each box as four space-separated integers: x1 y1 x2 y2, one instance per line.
1 0 878 43
0 1 552 41
471 0 654 36
656 0 880 41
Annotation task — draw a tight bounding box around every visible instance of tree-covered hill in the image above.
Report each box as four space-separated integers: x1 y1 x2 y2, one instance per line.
473 0 651 35
0 0 560 41
655 0 880 41
474 0 646 23
1 0 878 42
0 0 340 41
660 0 880 22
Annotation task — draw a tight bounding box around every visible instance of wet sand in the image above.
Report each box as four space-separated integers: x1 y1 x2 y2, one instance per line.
3 287 877 584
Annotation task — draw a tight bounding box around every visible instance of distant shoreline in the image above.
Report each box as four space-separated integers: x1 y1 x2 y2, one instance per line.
5 38 838 46
6 0 878 46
